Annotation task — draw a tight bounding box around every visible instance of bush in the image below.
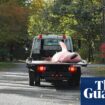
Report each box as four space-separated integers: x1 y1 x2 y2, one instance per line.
78 47 88 60
0 48 9 61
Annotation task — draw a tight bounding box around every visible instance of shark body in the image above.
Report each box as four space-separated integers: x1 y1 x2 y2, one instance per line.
51 41 81 63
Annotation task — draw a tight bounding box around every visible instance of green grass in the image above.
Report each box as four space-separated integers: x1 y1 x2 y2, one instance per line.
0 62 16 70
88 67 105 76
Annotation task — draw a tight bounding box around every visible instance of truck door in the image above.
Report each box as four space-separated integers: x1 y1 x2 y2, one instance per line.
32 38 41 54
64 38 73 52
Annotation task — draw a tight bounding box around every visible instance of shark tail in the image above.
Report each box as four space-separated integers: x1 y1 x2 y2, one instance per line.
59 41 68 51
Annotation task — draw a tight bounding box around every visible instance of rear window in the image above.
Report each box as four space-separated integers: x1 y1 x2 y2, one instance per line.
44 39 61 46
32 37 73 53
43 39 62 50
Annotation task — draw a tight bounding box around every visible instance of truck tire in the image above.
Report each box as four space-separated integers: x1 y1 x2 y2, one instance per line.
68 77 80 87
29 70 35 86
35 75 40 86
68 67 81 87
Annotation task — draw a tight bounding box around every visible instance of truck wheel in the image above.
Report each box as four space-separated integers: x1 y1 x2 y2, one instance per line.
68 78 80 87
35 76 40 86
29 70 35 86
68 68 81 87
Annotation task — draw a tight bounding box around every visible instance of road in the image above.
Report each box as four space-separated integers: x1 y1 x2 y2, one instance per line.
0 63 104 105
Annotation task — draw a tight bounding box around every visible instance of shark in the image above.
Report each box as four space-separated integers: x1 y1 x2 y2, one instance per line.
51 41 82 63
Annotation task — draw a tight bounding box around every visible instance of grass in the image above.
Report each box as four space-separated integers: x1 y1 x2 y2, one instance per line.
0 62 16 70
88 66 105 77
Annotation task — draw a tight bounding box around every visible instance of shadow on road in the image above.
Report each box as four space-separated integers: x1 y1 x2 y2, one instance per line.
38 81 80 91
0 80 80 105
0 84 79 101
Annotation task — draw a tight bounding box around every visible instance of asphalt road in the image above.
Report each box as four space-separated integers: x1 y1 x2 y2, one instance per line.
0 63 104 105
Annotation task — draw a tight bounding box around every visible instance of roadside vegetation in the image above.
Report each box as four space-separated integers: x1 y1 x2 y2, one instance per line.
0 62 16 70
87 65 105 76
0 0 104 63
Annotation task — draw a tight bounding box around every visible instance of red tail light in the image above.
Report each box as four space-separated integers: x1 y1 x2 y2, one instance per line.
38 34 42 39
63 35 66 39
68 66 77 73
37 65 46 73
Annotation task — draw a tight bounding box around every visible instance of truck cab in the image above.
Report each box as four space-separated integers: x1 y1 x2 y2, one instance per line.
30 34 73 60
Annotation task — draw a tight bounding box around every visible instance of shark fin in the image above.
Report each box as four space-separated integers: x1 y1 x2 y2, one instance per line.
59 41 68 51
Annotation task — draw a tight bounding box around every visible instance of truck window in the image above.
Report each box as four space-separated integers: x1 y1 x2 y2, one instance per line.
44 39 59 46
64 39 73 52
32 39 41 54
43 39 61 50
32 37 73 53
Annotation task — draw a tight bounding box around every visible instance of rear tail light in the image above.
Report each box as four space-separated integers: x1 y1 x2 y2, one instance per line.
37 65 46 73
38 34 42 39
63 35 66 39
68 66 77 73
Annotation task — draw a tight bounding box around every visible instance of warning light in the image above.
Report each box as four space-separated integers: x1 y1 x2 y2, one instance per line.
38 34 42 39
37 65 46 73
68 66 77 73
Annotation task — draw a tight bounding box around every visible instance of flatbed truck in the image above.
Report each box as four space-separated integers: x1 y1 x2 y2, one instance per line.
26 34 87 86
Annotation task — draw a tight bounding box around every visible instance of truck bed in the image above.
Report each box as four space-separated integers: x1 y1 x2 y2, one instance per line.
26 59 87 67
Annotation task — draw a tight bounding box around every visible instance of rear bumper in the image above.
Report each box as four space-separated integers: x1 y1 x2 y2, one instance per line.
42 72 71 81
28 64 81 81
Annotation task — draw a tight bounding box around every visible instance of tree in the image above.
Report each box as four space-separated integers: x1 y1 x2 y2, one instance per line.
0 0 30 60
28 0 102 62
28 0 54 35
71 0 102 61
51 0 102 61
